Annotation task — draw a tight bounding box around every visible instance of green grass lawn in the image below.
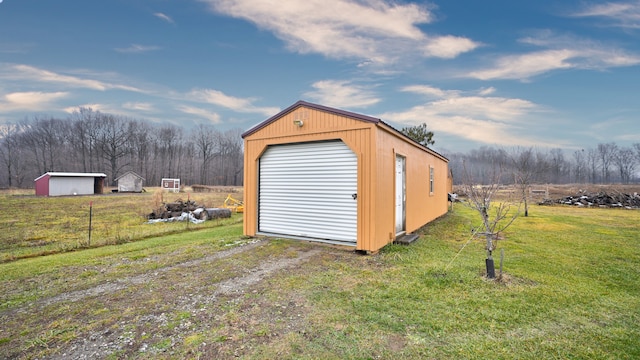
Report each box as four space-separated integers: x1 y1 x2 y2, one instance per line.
0 202 638 359
289 205 640 359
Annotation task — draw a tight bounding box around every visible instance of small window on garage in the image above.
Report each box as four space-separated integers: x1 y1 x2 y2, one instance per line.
429 166 434 194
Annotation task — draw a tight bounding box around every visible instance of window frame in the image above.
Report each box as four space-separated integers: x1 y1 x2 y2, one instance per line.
429 166 435 195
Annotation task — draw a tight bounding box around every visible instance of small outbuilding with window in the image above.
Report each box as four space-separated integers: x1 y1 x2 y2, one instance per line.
242 101 450 253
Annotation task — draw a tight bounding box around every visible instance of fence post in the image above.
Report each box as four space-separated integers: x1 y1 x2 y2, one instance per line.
88 201 93 247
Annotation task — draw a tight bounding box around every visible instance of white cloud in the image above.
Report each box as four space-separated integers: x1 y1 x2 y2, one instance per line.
154 12 174 23
304 80 380 109
571 1 640 28
63 103 109 114
1 63 280 122
466 32 640 80
400 85 460 99
2 64 144 92
382 85 550 147
468 49 575 80
188 88 279 116
115 44 161 53
190 89 250 109
177 105 222 124
478 87 496 96
123 102 155 112
200 0 479 65
429 96 535 121
0 91 68 112
401 85 536 121
422 35 480 59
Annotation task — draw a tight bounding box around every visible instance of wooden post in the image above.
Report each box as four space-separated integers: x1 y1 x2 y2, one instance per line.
88 201 93 247
186 193 190 229
499 248 504 278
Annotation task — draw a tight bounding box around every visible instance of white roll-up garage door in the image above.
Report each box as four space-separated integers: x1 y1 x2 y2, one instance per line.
258 140 358 245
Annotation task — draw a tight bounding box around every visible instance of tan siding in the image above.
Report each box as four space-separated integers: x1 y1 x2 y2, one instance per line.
243 104 374 249
371 126 449 251
243 103 449 252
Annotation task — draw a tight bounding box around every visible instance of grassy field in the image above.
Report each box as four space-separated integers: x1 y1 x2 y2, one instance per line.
0 187 243 262
0 196 638 359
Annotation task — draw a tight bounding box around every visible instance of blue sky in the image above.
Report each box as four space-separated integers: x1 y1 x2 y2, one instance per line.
1 0 639 153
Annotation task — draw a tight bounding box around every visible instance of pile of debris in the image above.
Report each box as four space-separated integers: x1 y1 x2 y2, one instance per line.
539 191 640 209
148 198 232 223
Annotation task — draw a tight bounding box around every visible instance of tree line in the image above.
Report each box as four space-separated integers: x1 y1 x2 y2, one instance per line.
2 114 639 189
0 108 244 189
445 143 640 185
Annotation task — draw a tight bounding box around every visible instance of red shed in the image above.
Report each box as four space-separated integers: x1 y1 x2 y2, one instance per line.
34 172 107 196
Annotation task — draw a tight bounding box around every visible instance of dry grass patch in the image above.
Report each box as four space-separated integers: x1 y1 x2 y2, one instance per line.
0 187 243 262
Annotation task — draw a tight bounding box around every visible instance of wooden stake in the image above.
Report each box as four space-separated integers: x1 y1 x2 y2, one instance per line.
88 201 93 247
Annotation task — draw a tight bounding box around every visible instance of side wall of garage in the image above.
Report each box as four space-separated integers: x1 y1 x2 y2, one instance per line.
366 125 450 251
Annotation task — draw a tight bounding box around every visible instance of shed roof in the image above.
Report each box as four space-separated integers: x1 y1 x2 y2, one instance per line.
35 172 107 181
242 100 448 162
114 171 145 181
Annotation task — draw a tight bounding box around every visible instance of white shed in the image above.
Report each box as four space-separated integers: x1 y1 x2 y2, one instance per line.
114 171 145 193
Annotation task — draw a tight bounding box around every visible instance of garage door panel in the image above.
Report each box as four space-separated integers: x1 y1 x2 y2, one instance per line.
258 190 354 198
259 207 356 220
258 141 357 245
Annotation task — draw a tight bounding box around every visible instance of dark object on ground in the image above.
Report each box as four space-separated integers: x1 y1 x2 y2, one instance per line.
197 208 232 220
539 191 640 209
394 233 419 245
149 199 219 220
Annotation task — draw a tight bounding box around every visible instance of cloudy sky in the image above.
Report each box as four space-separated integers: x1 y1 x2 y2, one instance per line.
1 0 639 153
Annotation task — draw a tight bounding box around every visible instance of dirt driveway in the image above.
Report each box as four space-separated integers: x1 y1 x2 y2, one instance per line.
0 237 365 359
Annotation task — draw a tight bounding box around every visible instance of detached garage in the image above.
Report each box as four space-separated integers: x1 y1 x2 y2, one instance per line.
35 172 107 197
242 101 450 253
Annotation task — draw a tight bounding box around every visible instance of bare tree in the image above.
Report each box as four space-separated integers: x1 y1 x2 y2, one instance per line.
19 116 69 174
180 140 197 185
509 147 543 217
97 114 133 184
127 120 153 181
69 107 102 173
597 142 618 183
613 146 636 184
224 128 245 185
572 149 587 183
549 148 568 183
192 124 219 184
634 143 640 176
0 123 24 187
153 125 183 181
461 161 520 278
215 128 244 185
587 148 599 184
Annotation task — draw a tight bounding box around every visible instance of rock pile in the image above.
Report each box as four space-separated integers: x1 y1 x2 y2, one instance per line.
540 191 640 209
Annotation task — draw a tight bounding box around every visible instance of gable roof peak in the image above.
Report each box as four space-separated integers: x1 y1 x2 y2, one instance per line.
242 100 380 138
